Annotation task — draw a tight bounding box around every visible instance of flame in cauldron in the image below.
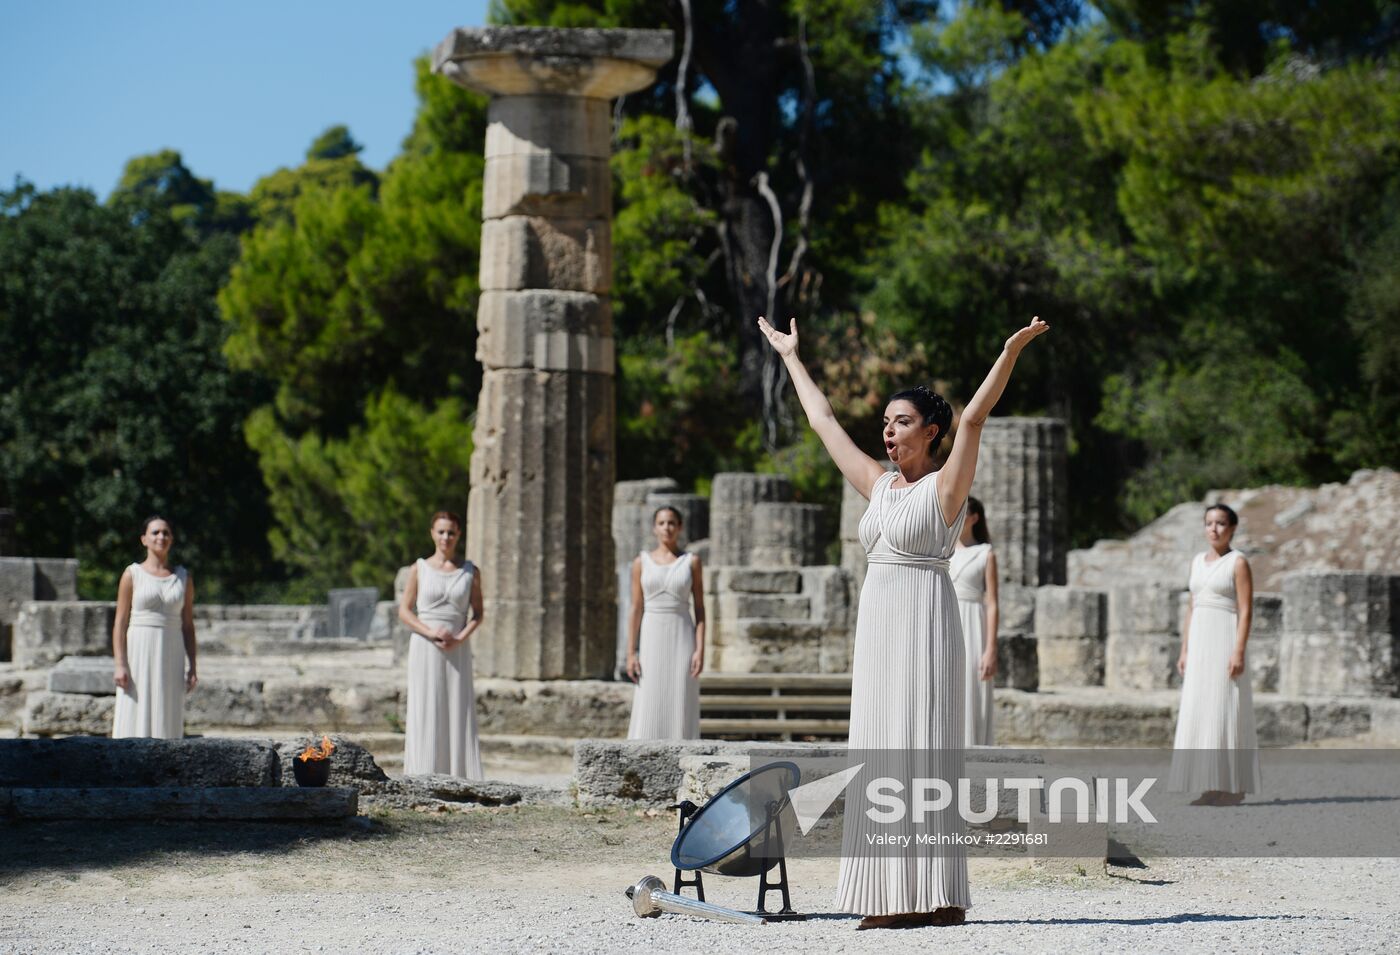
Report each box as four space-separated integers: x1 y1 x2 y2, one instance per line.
297 735 336 762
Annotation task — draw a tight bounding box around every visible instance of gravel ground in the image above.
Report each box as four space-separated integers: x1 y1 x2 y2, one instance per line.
1 805 1395 954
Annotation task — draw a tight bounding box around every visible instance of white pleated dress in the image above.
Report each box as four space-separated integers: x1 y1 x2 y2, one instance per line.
112 564 188 739
951 542 994 746
404 559 483 779
1168 550 1261 793
626 551 701 740
836 470 971 915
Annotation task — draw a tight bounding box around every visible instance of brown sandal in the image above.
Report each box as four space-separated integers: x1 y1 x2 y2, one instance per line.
923 907 966 927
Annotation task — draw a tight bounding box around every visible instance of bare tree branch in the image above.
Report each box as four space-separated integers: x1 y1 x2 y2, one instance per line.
675 0 696 171
755 171 790 450
780 16 816 291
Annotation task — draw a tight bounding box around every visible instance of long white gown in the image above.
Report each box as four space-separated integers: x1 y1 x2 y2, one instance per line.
627 551 701 740
951 542 994 746
112 564 188 739
404 558 483 779
836 470 971 915
1168 550 1261 793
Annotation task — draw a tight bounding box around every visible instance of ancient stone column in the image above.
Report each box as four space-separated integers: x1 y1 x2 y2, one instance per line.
975 418 1068 586
435 27 673 679
751 502 825 567
710 473 792 566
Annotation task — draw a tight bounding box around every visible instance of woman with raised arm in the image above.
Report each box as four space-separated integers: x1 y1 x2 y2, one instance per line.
758 313 1049 930
399 511 485 779
112 515 198 739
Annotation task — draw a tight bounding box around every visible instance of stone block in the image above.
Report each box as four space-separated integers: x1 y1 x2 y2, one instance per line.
1252 698 1308 746
800 567 853 630
677 754 750 805
718 593 810 621
712 620 826 673
436 28 675 101
188 679 269 728
32 559 78 601
47 655 116 695
1035 587 1107 639
436 26 677 100
479 216 611 294
477 290 613 373
21 691 112 736
994 690 1176 746
575 738 725 806
483 94 614 160
0 737 280 788
1249 593 1283 693
0 674 25 725
1280 572 1400 697
726 570 802 594
1105 584 1182 691
13 601 116 668
710 473 792 566
2 786 357 821
645 492 709 548
476 678 633 738
1370 699 1400 743
484 152 611 219
999 584 1037 635
995 634 1039 691
1035 587 1107 688
0 558 35 626
751 502 825 567
328 587 379 639
1304 699 1373 741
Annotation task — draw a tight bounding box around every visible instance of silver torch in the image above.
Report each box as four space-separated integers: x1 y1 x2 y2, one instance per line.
625 875 767 925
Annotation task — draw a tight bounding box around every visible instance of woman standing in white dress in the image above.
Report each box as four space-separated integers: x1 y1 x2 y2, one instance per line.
399 511 484 778
626 506 704 740
760 313 1048 930
112 516 197 739
1169 503 1260 805
951 497 998 746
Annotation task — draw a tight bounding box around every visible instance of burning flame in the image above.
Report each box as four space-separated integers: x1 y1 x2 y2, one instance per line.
297 735 336 762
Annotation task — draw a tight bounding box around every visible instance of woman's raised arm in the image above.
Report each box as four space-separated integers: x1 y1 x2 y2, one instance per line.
757 316 886 499
938 317 1050 519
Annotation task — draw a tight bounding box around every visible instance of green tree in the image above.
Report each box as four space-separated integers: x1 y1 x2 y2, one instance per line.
0 178 272 597
247 388 473 595
221 59 488 587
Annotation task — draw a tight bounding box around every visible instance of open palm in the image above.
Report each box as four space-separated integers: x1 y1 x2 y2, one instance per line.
1004 316 1050 355
757 315 799 358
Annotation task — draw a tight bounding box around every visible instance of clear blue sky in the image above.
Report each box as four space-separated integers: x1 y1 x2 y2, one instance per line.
1 0 491 198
